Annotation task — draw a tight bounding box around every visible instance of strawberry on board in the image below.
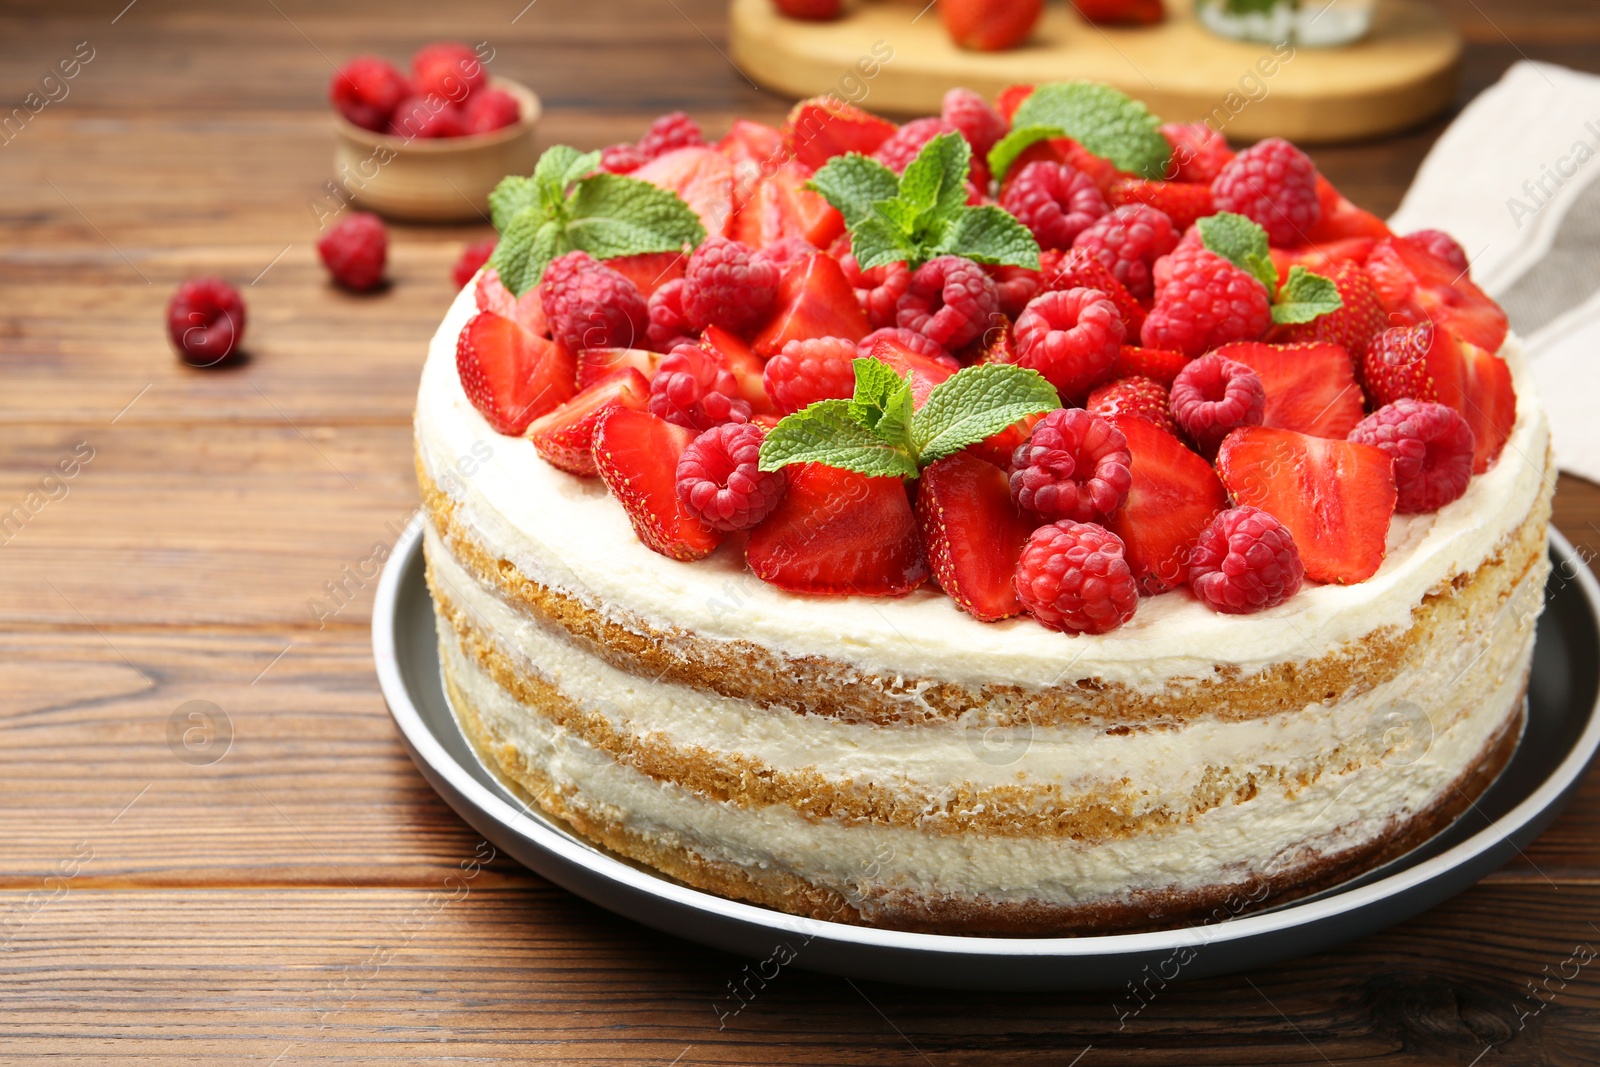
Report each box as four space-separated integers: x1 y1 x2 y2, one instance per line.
746 463 928 596
631 146 735 239
1304 175 1392 244
475 269 549 336
456 311 577 435
915 452 1035 620
699 325 775 414
592 406 722 560
1102 414 1228 593
1365 236 1508 354
527 368 651 477
1362 322 1516 473
732 162 846 251
1216 426 1397 584
578 347 666 389
1110 344 1189 387
751 250 870 357
781 97 897 172
1212 341 1364 440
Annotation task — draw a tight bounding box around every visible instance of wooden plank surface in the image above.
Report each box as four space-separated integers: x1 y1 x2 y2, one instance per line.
2 0 1600 1061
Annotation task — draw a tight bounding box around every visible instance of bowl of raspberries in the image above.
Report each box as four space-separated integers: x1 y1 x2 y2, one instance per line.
328 41 539 222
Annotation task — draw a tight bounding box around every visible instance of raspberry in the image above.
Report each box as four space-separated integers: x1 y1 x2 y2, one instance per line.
541 250 649 353
762 336 859 414
649 344 752 430
1140 246 1271 357
451 237 496 289
1085 375 1178 435
328 56 409 133
873 117 951 174
1009 408 1133 522
463 88 522 134
601 142 647 174
1404 229 1471 274
1014 521 1139 635
1210 137 1322 247
411 43 486 104
1000 161 1110 250
1039 248 1146 336
646 278 694 350
682 237 779 335
317 212 387 292
1347 399 1474 513
387 96 465 139
1169 352 1265 455
676 423 787 531
896 255 1000 350
857 327 955 368
1188 507 1305 614
1159 122 1234 184
1011 288 1124 400
1071 204 1179 301
941 87 1006 160
753 237 818 277
839 253 911 328
638 111 705 160
166 276 245 367
988 265 1042 318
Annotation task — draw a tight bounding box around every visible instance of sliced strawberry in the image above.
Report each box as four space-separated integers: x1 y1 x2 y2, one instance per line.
1212 341 1364 440
866 334 956 408
602 251 687 298
578 347 666 389
746 463 926 595
915 452 1033 620
1110 344 1189 387
1368 324 1517 474
475 268 549 335
733 161 845 250
1305 175 1392 243
1216 426 1397 584
995 84 1034 124
527 369 650 476
1454 342 1516 473
1110 177 1215 231
1102 415 1228 594
699 324 774 414
456 311 577 435
1059 138 1122 196
1365 236 1507 354
1269 237 1375 278
592 407 722 560
751 251 870 357
717 118 785 210
782 97 898 171
631 145 735 239
1277 259 1387 359
966 410 1045 467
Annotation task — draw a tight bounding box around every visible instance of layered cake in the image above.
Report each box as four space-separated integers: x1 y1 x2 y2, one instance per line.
416 84 1553 934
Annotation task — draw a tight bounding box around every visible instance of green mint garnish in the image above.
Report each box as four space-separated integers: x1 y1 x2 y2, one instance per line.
486 144 705 295
758 358 1060 478
986 123 1065 184
1197 212 1344 326
807 133 1040 272
1009 82 1170 180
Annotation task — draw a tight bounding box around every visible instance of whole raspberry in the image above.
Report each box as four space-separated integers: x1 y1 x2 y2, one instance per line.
463 88 522 134
1159 122 1234 184
896 255 1000 350
1015 521 1139 635
650 344 752 430
1071 204 1180 301
1347 399 1475 513
1170 352 1265 455
1210 137 1322 247
411 42 486 103
541 250 649 353
857 327 956 368
1009 407 1133 522
166 276 245 367
638 111 705 160
682 237 779 335
1040 248 1146 336
676 422 787 531
873 117 952 174
317 212 387 292
328 56 409 132
388 96 465 139
988 264 1042 318
451 236 496 289
1000 161 1110 250
1011 288 1124 400
763 336 859 414
1140 246 1271 357
601 142 647 174
839 252 912 328
941 87 1006 161
646 278 694 350
1188 507 1305 614
752 236 818 278
1086 375 1179 435
1404 229 1471 275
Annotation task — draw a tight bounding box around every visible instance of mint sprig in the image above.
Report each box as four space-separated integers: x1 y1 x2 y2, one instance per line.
807 133 1040 272
1009 82 1169 180
487 144 705 295
1197 212 1344 326
759 358 1060 477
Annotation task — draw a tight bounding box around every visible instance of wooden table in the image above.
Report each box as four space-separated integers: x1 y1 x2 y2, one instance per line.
2 0 1597 1061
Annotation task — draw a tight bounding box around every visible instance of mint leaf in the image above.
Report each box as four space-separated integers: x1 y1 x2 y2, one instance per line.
807 154 900 229
987 124 1063 182
932 205 1040 269
758 399 920 478
534 145 599 194
847 357 916 452
1197 211 1278 293
1272 266 1344 325
1011 82 1169 180
911 364 1060 464
488 212 558 296
566 173 704 259
898 132 970 219
851 217 920 272
489 176 540 233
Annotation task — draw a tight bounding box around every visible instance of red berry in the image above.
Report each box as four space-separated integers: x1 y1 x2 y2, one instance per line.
1011 288 1124 400
1159 122 1234 184
601 142 648 174
1086 376 1178 435
916 452 1035 621
411 42 486 104
896 255 1000 351
166 277 246 367
752 236 819 278
1101 414 1228 594
1039 248 1146 336
452 237 497 289
1109 343 1189 387
1015 521 1139 635
1071 204 1179 301
1170 352 1265 455
456 311 577 435
646 278 694 350
541 250 649 353
594 408 722 560
1347 399 1475 514
475 269 547 335
638 111 706 161
763 336 859 414
839 252 912 329
649 343 752 431
774 0 844 19
873 117 951 174
462 88 521 134
857 327 955 368
316 212 387 292
1109 177 1215 232
1278 259 1387 359
941 87 1006 161
1140 246 1271 357
1188 507 1305 614
675 422 786 531
995 84 1034 124
388 95 465 139
1001 161 1110 250
940 0 1044 51
781 97 897 171
328 56 409 132
527 368 651 477
1212 341 1363 441
1401 229 1470 275
988 264 1042 318
683 237 779 335
1010 407 1133 523
1210 137 1321 247
1365 235 1507 354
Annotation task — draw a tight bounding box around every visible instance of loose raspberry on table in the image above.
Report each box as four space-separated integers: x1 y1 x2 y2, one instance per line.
649 344 752 430
1011 287 1124 400
941 87 1007 161
541 250 649 353
1071 204 1179 301
1000 161 1110 250
988 264 1042 318
1159 121 1234 184
317 212 387 292
1188 506 1305 614
873 117 951 174
1347 399 1475 513
683 237 778 335
1085 375 1178 435
601 142 647 174
637 111 706 160
763 336 860 414
676 422 787 531
1169 352 1265 455
328 56 409 133
166 276 246 367
1210 137 1321 247
646 278 694 350
1140 246 1271 357
451 236 497 289
856 327 955 367
1404 228 1471 274
839 252 912 328
1010 407 1133 523
896 255 1000 350
1014 520 1140 635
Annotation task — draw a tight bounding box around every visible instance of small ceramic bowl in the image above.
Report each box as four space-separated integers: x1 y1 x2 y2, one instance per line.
331 77 541 223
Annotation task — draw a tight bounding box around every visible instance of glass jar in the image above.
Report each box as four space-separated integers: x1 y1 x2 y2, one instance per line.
1196 0 1376 48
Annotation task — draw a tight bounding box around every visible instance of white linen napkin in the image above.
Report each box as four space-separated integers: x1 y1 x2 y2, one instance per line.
1387 60 1600 484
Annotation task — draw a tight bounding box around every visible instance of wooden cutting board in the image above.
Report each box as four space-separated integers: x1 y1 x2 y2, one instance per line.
729 0 1461 142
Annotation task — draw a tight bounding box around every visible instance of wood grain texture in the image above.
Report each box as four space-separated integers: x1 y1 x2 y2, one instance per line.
2 0 1600 1060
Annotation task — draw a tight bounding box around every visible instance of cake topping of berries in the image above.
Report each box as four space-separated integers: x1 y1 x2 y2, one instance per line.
1001 161 1111 250
1101 414 1229 595
1170 352 1266 455
317 212 388 292
540 250 650 352
941 87 1007 161
1086 375 1178 435
646 277 694 350
1071 203 1179 301
649 343 752 431
1010 407 1133 523
873 117 954 174
167 277 246 367
916 452 1035 621
764 336 860 415
1279 259 1386 359
1015 521 1140 635
683 237 779 335
1347 399 1475 514
839 253 912 329
897 254 1001 350
1210 137 1322 247
638 111 706 160
676 422 788 531
456 311 576 435
1011 287 1124 400
1401 229 1470 275
1140 246 1272 357
1188 506 1305 614
594 408 722 561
